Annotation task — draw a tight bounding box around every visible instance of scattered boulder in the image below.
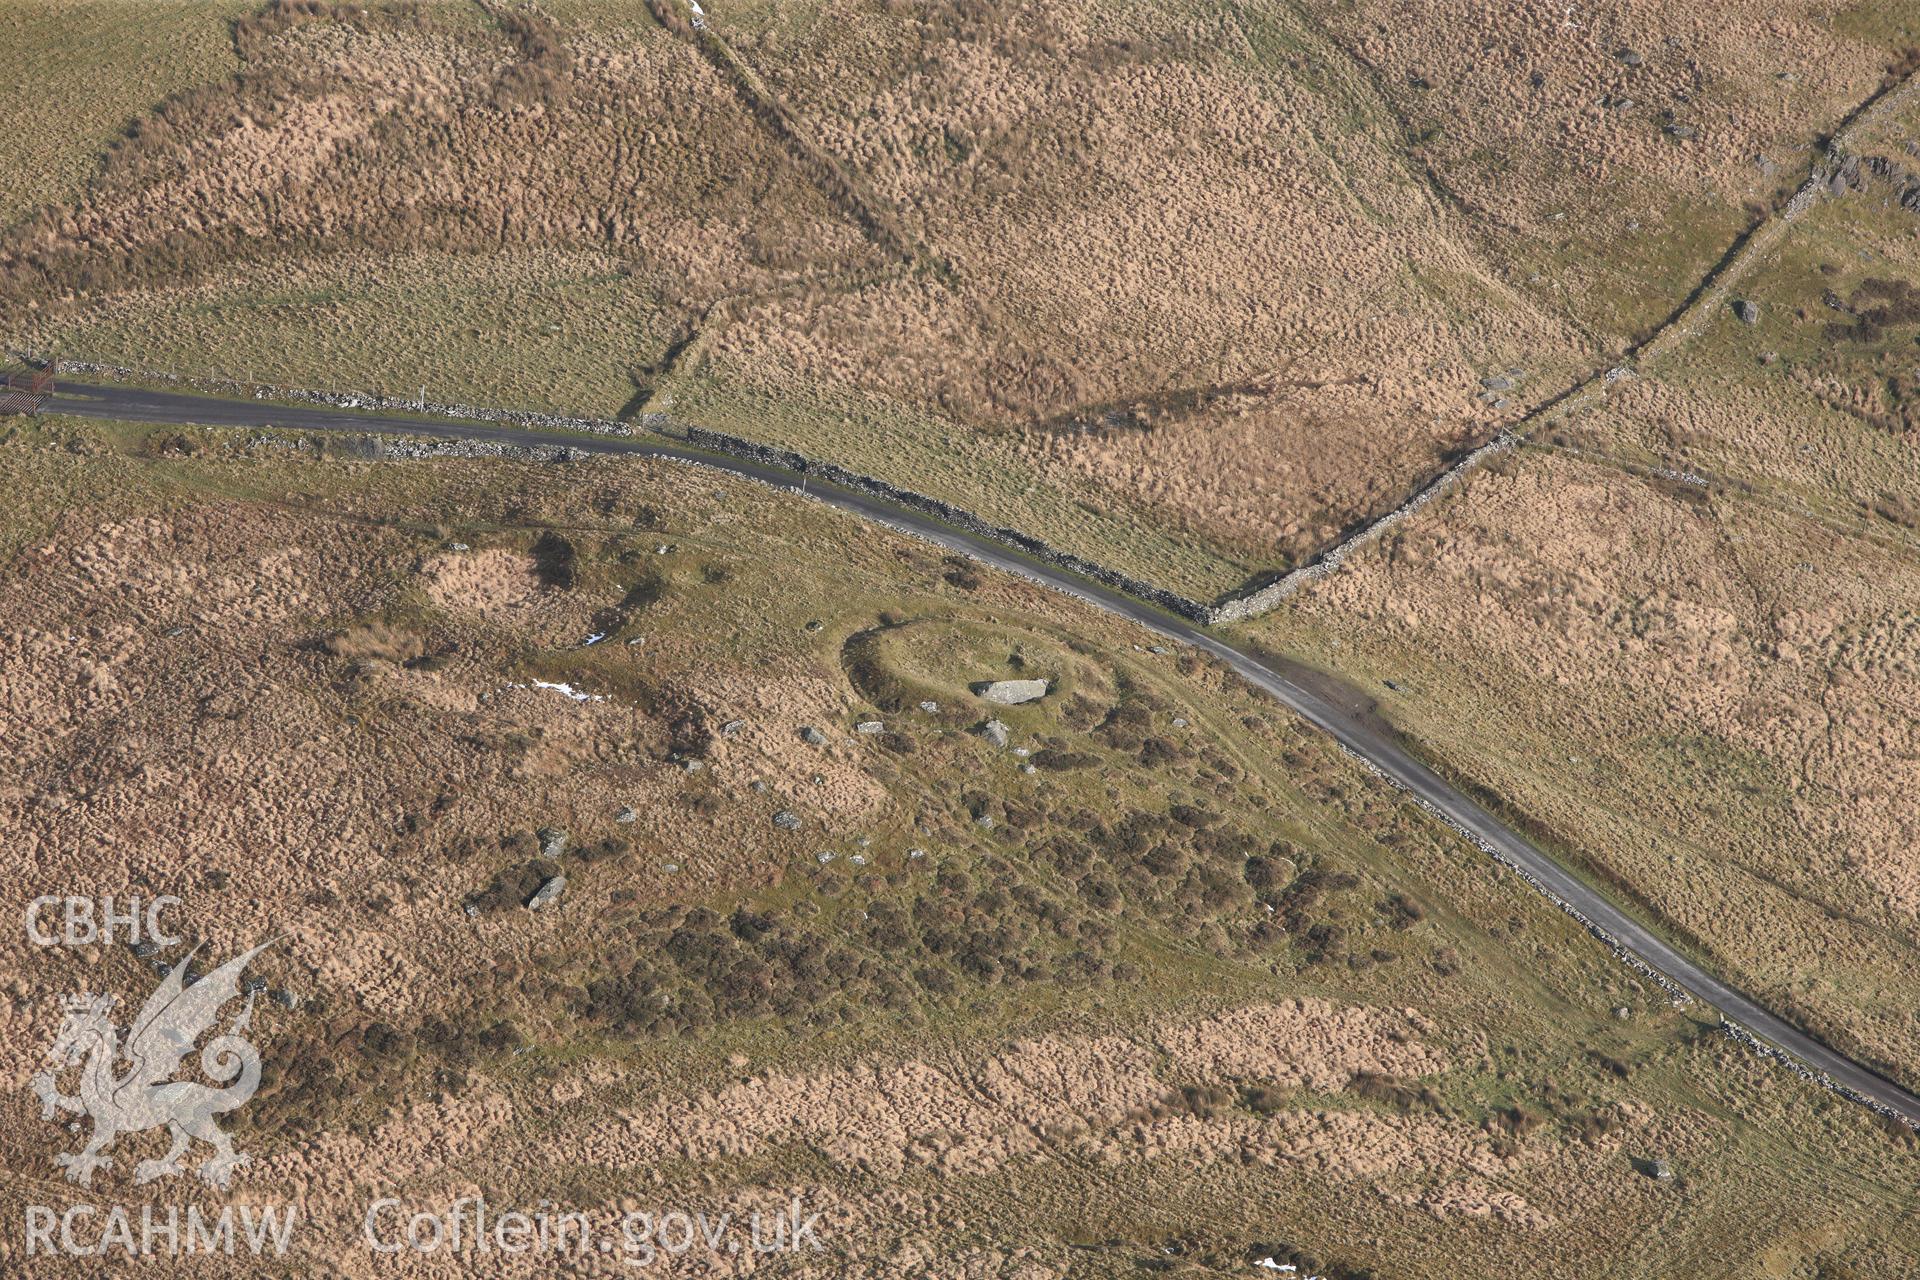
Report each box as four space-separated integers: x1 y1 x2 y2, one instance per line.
1643 1158 1675 1182
1666 123 1697 140
918 700 940 713
772 810 802 832
982 719 1011 749
526 875 567 910
800 726 828 746
855 720 885 735
1480 374 1514 391
975 678 1049 705
1733 299 1761 325
721 718 746 737
1616 48 1644 66
1611 1005 1631 1020
537 827 568 859
615 806 638 824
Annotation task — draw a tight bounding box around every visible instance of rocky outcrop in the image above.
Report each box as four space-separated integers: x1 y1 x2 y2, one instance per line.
526 875 567 910
974 679 1048 705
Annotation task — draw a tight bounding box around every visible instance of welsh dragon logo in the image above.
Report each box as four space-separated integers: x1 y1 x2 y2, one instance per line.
31 942 274 1189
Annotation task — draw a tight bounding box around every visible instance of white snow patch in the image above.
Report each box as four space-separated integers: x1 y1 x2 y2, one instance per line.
509 680 607 704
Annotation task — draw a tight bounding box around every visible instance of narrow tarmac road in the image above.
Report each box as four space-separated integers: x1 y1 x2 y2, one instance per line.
41 379 1920 1127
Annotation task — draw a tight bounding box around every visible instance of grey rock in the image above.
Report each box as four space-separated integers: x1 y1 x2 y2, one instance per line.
804 619 823 632
1148 645 1170 655
816 850 836 864
1612 1005 1631 1020
269 988 300 1010
130 939 161 959
855 720 885 734
1012 747 1030 757
1645 1158 1674 1182
772 810 802 832
975 678 1049 705
975 813 995 829
681 758 704 772
918 700 940 713
1666 123 1697 140
849 854 867 867
1480 374 1514 391
982 719 1010 749
1616 48 1643 66
1171 717 1188 727
526 875 567 910
801 726 828 746
721 718 746 737
1021 763 1038 775
615 805 639 824
750 780 769 794
537 827 568 859
908 847 927 860
1733 299 1761 325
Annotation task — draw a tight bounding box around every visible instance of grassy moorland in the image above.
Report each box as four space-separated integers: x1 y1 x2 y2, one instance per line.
1247 125 1920 1099
0 413 1914 1275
